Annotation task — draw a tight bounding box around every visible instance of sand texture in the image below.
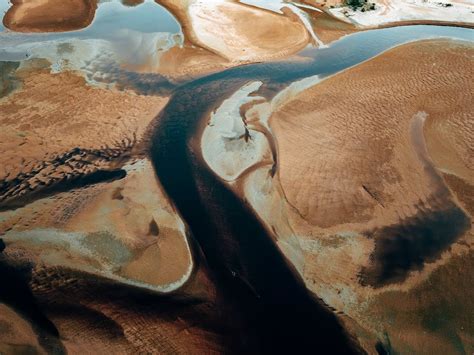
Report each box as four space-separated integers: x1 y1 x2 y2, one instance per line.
3 0 98 32
268 40 474 353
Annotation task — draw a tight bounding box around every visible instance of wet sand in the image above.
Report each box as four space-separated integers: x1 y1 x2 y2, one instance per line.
0 304 44 354
3 0 98 32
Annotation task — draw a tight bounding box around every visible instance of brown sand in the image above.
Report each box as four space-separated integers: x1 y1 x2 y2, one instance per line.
310 11 357 43
272 40 473 231
158 0 310 63
0 304 44 354
3 0 98 33
0 60 195 290
0 61 194 291
0 63 167 205
157 45 228 79
0 244 225 353
0 158 193 289
269 39 473 353
302 0 344 9
121 0 145 6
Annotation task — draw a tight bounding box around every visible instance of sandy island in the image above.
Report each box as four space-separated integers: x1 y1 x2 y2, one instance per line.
158 0 310 66
3 0 98 32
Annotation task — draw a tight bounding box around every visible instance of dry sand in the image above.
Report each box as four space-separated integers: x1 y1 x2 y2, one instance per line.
268 39 474 353
3 0 98 32
0 158 193 292
307 11 357 44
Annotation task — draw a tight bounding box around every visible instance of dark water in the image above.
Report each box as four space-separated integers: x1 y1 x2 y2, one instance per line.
360 204 470 287
0 252 66 354
150 26 473 353
357 112 470 287
151 78 360 353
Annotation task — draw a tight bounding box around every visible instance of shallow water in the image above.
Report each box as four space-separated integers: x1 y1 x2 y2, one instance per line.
0 0 181 86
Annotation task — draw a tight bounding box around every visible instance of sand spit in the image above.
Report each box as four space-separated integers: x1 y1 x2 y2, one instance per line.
303 10 357 44
158 0 310 63
3 0 98 33
0 158 193 293
264 39 473 353
200 74 326 274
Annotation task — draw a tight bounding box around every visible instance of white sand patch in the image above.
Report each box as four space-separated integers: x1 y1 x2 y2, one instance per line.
330 0 474 26
188 0 240 60
202 81 272 181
